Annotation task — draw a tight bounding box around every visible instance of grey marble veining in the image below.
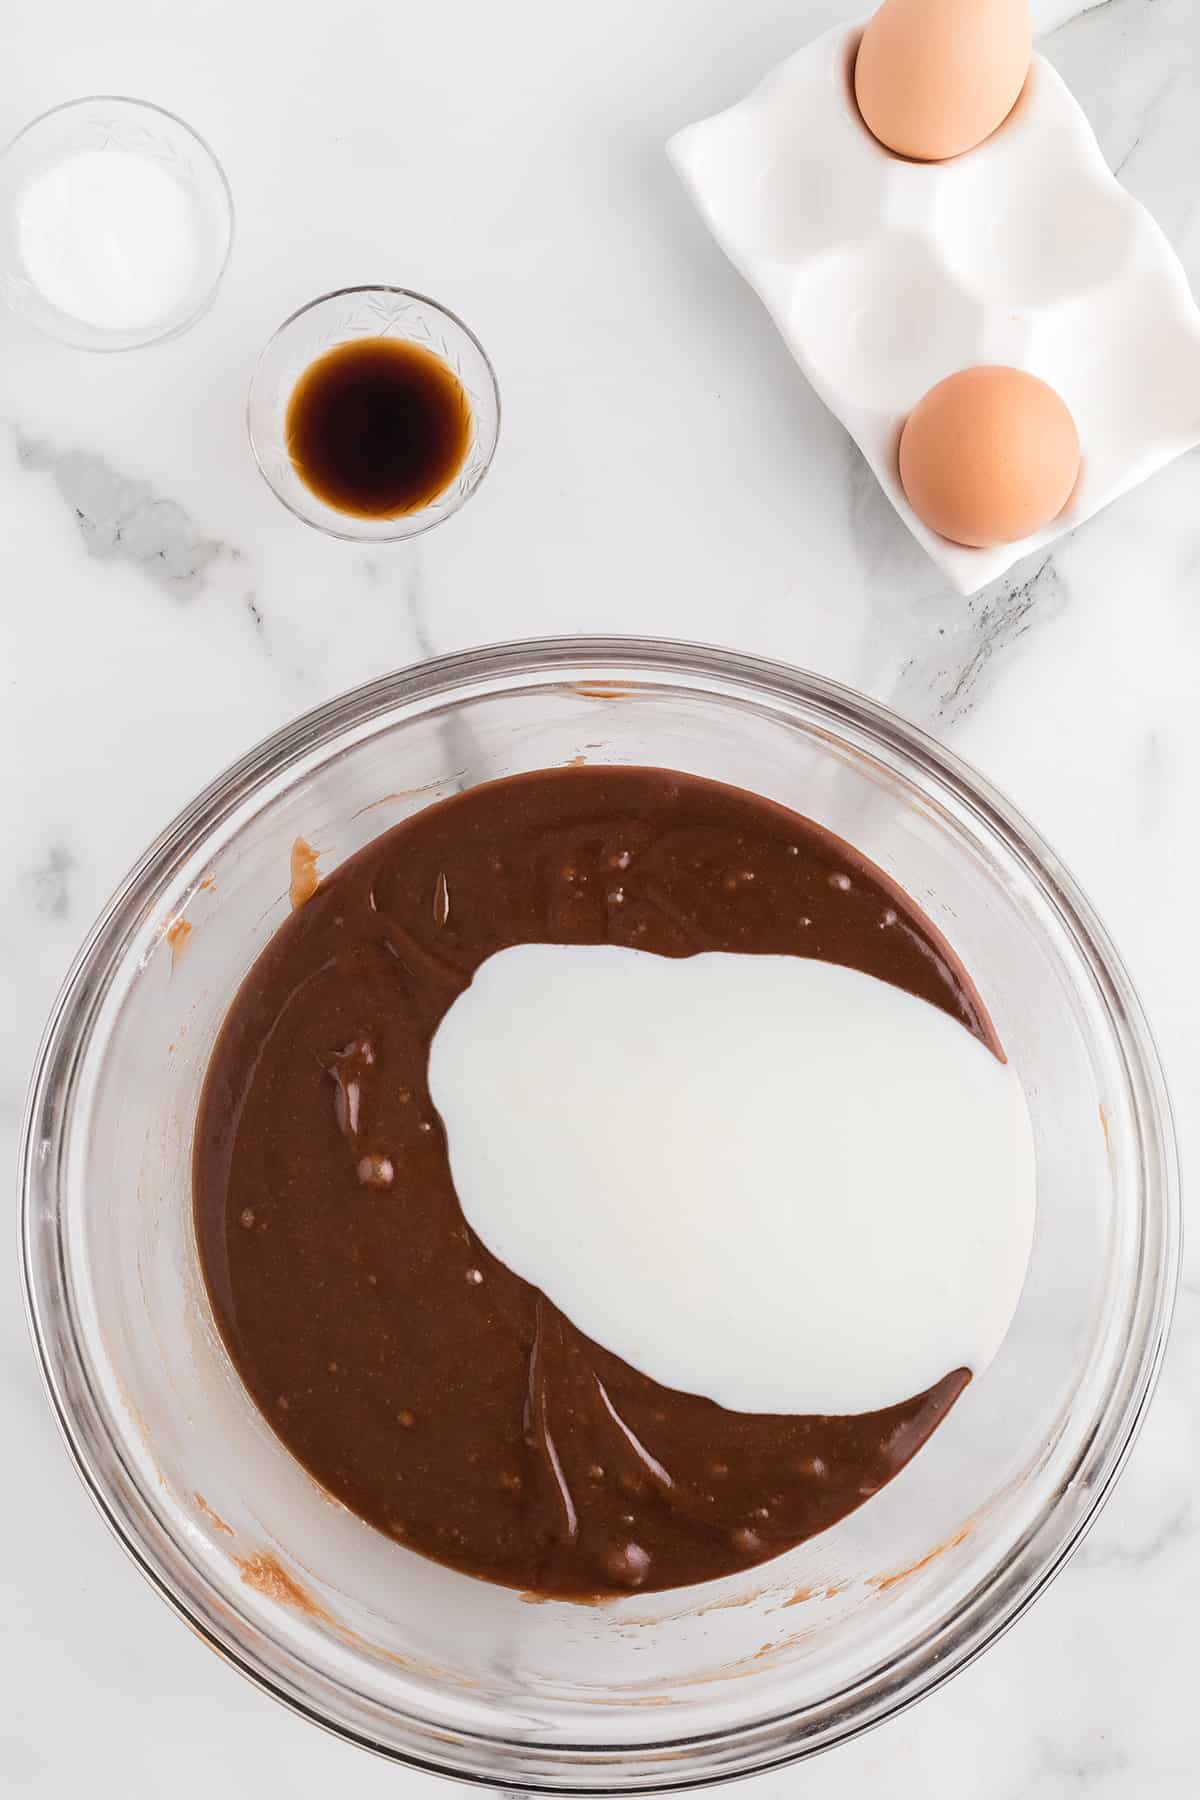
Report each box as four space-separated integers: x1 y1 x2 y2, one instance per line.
18 844 75 921
888 554 1070 730
13 429 231 596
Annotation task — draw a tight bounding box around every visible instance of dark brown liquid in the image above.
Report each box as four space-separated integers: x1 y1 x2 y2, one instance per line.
285 337 471 519
194 768 992 1599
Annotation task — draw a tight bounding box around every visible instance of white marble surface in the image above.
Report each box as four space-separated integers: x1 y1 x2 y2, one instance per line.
1 0 1196 1794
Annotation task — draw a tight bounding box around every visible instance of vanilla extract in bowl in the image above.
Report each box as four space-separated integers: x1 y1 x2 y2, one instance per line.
285 337 472 519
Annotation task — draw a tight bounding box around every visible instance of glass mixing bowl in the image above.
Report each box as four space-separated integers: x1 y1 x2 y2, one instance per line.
20 638 1178 1789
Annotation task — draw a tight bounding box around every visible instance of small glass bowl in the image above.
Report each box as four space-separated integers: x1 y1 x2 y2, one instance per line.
0 96 233 351
246 286 501 541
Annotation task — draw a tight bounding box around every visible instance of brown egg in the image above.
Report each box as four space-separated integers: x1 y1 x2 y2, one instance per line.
898 367 1080 549
855 0 1032 162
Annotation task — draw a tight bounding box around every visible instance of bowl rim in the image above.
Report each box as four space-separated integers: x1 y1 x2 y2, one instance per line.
245 283 502 541
18 635 1181 1789
0 93 235 352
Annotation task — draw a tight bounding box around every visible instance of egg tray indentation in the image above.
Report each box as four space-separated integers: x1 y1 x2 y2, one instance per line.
668 21 1200 594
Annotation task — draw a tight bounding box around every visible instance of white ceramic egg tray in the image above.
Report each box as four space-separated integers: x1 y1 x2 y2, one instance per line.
668 21 1200 594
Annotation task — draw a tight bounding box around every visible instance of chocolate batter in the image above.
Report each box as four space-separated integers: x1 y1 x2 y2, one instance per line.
194 767 992 1598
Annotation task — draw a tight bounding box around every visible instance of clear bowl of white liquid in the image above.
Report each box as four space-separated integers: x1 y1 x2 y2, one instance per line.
20 638 1179 1786
0 96 232 350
